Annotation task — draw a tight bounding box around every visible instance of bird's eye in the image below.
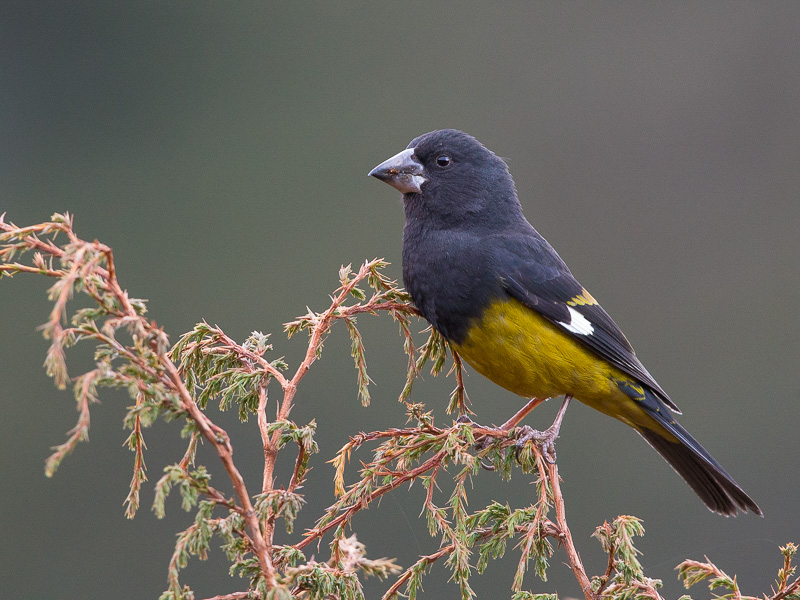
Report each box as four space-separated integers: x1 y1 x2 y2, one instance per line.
436 155 451 168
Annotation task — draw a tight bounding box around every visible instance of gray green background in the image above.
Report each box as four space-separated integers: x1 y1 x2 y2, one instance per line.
1 3 798 598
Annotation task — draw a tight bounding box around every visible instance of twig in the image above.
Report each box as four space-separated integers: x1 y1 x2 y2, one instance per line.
381 544 453 600
382 516 563 600
260 261 419 547
162 359 277 586
774 576 800 600
201 592 253 600
44 368 96 476
2 216 277 588
449 350 473 416
257 384 272 493
545 458 593 600
0 262 64 277
594 523 617 597
295 448 448 551
287 439 310 494
123 391 147 518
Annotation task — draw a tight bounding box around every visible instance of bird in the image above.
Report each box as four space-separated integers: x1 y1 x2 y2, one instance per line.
368 128 761 517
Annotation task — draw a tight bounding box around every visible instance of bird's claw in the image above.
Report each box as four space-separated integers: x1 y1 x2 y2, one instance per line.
475 434 499 471
515 424 559 464
455 414 561 469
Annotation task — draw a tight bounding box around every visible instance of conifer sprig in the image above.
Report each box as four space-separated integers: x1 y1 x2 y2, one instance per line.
1 213 791 600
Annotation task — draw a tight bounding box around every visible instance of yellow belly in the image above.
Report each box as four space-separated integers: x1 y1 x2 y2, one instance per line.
452 298 647 427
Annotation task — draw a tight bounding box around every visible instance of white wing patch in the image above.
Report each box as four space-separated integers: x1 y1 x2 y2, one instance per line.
559 306 594 336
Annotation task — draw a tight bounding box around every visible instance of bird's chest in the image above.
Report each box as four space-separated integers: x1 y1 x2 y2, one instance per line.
402 228 499 344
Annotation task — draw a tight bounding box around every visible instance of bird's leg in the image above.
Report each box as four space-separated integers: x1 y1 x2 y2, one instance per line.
462 396 548 431
499 397 548 431
516 395 572 464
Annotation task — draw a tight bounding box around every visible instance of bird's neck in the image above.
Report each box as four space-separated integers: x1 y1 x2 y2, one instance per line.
403 195 525 234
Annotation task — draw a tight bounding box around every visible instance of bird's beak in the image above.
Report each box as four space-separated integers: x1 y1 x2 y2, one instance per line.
368 148 427 194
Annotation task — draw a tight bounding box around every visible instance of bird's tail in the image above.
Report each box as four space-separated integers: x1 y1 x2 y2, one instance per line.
634 391 761 517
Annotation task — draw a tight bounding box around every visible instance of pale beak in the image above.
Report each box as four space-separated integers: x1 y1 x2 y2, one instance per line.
368 148 427 194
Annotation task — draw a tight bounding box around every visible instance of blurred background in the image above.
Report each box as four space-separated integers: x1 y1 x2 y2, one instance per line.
1 3 798 598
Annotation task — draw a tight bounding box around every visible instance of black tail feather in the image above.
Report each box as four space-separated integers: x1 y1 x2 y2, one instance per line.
636 418 761 517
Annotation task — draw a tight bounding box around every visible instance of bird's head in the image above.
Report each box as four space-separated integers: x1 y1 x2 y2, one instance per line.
369 129 522 228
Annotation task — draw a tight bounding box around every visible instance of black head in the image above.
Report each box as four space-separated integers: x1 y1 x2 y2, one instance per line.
369 129 523 229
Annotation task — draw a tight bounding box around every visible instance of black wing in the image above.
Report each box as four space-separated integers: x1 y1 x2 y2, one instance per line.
492 229 679 413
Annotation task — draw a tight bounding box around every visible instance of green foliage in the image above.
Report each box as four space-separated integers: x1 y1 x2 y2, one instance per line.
171 323 286 420
589 516 663 600
1 213 796 600
677 543 800 600
513 593 558 600
778 544 800 600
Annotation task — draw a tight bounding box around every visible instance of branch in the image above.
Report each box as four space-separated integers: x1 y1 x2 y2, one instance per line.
202 593 252 600
4 213 788 600
546 458 593 600
162 359 277 586
260 260 419 547
296 448 448 551
1 214 277 588
381 545 453 600
774 576 800 600
593 523 617 597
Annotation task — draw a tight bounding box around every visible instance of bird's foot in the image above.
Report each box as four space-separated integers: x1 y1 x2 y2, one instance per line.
514 395 573 464
515 423 560 464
